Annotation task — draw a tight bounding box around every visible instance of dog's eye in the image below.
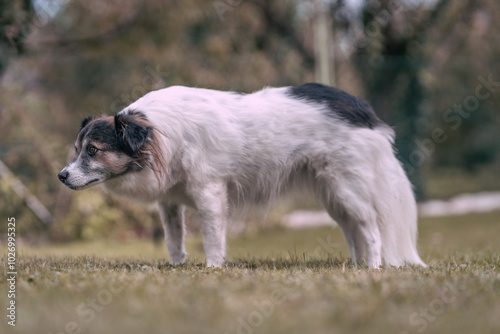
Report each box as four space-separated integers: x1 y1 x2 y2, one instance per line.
87 146 98 156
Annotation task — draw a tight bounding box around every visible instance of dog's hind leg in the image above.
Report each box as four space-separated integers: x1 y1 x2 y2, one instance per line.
191 181 228 268
318 179 382 268
158 201 187 265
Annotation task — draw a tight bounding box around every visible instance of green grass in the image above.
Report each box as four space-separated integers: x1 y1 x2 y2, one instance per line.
1 211 500 334
424 165 500 199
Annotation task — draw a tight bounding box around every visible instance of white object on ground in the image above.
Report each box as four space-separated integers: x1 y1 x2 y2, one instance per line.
417 191 500 217
281 210 337 229
282 191 500 229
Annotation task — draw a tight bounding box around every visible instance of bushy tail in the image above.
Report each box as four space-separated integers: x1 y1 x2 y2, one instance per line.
373 126 426 266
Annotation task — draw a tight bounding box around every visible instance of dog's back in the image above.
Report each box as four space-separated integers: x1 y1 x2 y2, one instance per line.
122 84 387 202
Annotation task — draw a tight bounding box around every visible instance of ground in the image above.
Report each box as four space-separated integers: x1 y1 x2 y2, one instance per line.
1 210 500 334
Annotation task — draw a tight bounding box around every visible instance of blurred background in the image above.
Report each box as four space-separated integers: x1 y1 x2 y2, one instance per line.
1 0 499 243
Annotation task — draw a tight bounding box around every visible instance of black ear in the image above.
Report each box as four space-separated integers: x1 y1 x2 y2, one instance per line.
80 116 95 130
114 113 150 157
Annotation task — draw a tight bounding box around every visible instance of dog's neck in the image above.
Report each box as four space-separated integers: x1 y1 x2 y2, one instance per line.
101 168 162 204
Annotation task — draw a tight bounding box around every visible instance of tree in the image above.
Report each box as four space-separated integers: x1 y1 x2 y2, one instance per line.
0 0 34 75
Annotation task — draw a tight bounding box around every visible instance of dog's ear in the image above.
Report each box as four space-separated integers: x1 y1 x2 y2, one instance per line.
114 113 150 157
80 116 95 130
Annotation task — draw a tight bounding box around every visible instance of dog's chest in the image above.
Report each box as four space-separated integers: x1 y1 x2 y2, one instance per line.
101 169 161 203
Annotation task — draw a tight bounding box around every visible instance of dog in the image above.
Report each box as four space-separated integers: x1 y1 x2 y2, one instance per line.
58 83 425 268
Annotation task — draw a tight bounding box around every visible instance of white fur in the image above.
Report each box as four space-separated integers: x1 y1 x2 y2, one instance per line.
95 85 426 268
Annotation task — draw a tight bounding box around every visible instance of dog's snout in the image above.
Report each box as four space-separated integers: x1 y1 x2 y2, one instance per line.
58 170 69 183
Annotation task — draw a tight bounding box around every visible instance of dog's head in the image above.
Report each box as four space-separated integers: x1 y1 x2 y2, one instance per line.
58 112 153 190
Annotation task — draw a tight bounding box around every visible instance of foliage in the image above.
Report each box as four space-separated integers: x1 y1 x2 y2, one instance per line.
0 0 34 73
1 210 499 334
0 0 499 240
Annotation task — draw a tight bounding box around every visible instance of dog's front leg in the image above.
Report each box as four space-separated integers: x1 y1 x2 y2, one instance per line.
157 201 187 265
192 182 228 268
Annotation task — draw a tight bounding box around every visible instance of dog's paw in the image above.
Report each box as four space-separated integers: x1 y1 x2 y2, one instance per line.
169 251 187 266
206 256 225 268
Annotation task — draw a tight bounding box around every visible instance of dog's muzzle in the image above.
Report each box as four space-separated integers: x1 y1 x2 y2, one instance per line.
58 170 69 183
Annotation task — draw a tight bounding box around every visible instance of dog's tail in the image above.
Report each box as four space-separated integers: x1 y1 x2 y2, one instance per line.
372 125 426 266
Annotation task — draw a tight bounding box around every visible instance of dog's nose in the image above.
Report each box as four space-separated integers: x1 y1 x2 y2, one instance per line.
58 170 69 182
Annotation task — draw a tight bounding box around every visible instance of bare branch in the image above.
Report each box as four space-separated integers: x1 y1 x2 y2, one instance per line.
0 159 53 226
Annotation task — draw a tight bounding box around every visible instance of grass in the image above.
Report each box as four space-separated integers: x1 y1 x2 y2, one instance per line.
1 211 500 334
424 165 500 199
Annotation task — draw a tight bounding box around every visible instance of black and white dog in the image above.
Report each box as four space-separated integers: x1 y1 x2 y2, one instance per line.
58 83 425 268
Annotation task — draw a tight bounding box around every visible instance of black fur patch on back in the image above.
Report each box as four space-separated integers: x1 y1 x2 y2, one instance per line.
287 83 382 129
